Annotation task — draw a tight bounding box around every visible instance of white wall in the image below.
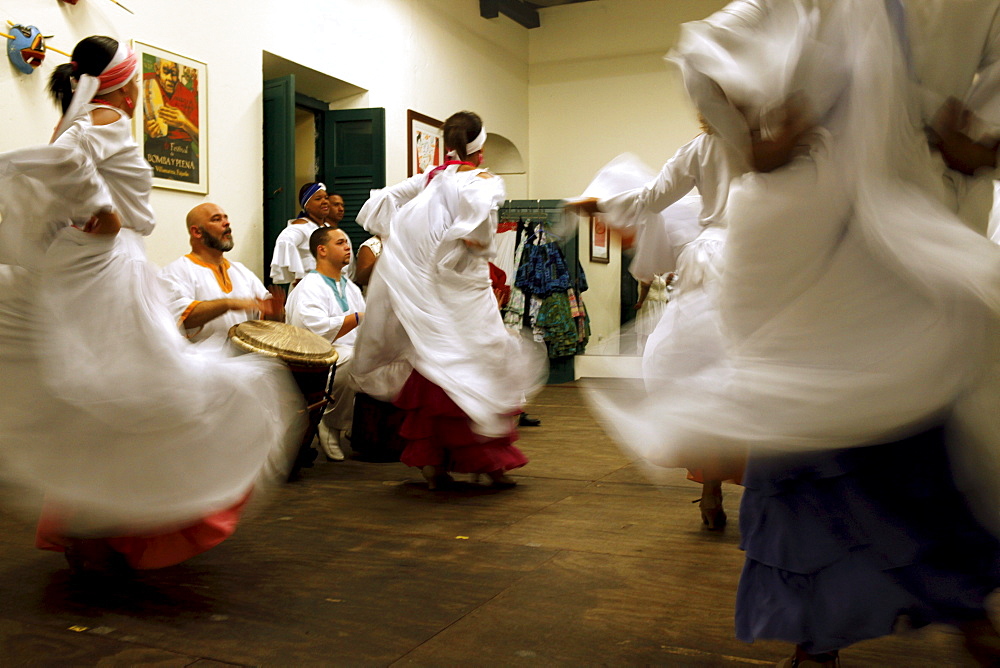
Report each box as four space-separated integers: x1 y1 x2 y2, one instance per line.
1 0 729 369
527 0 728 348
0 1 273 269
0 0 530 272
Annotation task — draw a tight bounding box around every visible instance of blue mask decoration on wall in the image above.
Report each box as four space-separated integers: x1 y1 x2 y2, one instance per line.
6 24 46 75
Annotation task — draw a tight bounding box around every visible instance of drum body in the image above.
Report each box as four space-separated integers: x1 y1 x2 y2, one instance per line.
229 320 338 477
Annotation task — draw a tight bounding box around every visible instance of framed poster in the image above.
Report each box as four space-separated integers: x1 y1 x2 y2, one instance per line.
134 41 207 193
590 215 610 263
407 110 443 176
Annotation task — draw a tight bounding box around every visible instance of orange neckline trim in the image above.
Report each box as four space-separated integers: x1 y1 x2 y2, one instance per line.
186 254 233 293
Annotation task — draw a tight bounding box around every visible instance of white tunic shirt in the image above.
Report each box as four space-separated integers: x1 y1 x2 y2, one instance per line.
160 254 270 344
285 270 366 356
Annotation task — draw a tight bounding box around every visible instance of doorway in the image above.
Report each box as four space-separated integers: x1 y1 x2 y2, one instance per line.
261 54 385 281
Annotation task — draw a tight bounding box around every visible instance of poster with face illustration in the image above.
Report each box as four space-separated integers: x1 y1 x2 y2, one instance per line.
134 41 208 193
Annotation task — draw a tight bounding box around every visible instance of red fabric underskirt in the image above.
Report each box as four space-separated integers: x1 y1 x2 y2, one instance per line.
394 370 527 474
36 492 251 570
686 452 745 485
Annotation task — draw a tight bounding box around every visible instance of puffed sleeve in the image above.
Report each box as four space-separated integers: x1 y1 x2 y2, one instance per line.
356 172 427 238
270 225 308 283
0 137 113 268
443 172 506 258
597 137 701 227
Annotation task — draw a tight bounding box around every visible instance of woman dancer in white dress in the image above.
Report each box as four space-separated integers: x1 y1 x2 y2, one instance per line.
350 111 545 490
0 36 300 574
569 119 754 529
587 1 1000 664
269 182 331 286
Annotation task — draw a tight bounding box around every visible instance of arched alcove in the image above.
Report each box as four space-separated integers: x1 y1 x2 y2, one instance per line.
484 133 525 174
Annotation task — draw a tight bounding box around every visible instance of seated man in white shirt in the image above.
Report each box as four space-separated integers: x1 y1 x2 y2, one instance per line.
285 227 365 461
161 203 279 345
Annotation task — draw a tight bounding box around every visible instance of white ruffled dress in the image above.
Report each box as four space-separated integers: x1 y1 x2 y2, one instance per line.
350 166 546 439
0 104 302 537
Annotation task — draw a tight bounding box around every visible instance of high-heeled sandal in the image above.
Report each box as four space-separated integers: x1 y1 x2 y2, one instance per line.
693 489 727 530
422 466 455 491
487 471 517 489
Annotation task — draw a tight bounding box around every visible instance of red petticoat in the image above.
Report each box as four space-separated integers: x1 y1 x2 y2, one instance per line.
394 370 528 474
686 450 745 485
36 492 250 570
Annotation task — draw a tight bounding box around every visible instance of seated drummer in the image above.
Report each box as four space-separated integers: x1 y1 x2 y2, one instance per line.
160 203 280 345
285 227 365 462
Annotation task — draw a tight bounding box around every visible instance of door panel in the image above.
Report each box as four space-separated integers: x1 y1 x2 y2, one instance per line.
320 108 386 249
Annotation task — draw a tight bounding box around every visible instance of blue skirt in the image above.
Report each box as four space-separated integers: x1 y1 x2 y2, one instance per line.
735 425 1000 654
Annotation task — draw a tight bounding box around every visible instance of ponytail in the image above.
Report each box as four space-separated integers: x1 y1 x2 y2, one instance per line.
48 35 118 112
48 63 77 113
442 111 483 162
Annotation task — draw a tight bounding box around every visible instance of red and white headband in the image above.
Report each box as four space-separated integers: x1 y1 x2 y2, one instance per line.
52 42 138 141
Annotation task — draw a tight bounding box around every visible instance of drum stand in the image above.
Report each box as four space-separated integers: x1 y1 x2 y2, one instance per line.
287 364 336 482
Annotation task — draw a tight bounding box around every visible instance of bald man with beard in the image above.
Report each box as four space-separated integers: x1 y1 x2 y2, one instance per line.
160 203 279 345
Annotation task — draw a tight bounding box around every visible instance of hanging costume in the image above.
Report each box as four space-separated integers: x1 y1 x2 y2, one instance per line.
351 163 546 474
0 45 301 568
513 224 590 358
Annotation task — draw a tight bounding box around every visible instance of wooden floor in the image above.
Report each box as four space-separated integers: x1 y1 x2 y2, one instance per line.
0 384 980 666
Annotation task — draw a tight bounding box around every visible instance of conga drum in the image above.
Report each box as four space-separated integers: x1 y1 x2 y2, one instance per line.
229 320 338 479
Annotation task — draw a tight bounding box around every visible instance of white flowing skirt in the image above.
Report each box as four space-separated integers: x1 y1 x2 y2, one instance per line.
0 228 303 535
589 141 999 471
641 228 726 385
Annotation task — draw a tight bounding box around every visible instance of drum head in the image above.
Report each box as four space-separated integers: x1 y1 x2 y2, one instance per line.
229 320 338 368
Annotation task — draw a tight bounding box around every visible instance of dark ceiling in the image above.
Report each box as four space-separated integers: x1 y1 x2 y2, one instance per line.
527 0 597 6
480 0 598 29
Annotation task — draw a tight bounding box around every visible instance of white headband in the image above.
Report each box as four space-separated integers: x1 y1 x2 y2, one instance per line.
52 42 138 142
446 125 487 160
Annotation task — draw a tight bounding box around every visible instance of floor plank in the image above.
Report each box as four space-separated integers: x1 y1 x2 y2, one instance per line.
0 384 981 666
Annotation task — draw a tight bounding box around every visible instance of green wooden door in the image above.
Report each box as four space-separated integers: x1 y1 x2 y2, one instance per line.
320 108 386 249
262 75 296 284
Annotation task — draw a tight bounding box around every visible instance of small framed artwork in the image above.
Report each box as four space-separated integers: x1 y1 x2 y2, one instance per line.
407 109 443 176
590 215 610 263
134 41 208 193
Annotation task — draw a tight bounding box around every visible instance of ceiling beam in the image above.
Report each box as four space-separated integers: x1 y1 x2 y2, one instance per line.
480 0 541 29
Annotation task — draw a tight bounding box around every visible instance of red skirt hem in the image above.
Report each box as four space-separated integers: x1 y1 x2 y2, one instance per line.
394 371 527 474
36 492 251 570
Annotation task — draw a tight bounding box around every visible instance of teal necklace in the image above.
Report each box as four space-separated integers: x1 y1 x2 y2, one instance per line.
315 271 349 311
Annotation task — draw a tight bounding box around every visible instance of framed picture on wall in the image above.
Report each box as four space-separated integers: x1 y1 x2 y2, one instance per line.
407 110 443 176
134 41 208 194
590 215 610 263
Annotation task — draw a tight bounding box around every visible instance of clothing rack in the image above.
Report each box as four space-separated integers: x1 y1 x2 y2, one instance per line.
499 199 581 384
